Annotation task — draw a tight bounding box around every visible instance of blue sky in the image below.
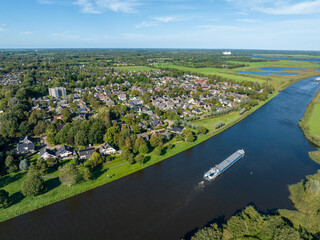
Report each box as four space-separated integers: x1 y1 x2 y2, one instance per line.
0 0 320 50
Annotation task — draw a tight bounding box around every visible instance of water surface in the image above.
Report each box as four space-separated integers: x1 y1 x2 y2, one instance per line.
238 71 300 76
252 56 320 62
0 77 319 240
258 67 308 71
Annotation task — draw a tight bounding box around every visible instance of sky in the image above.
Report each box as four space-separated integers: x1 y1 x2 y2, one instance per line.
0 0 320 50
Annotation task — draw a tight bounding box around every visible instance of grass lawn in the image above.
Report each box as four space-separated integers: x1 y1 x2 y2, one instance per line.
192 112 239 132
0 92 278 222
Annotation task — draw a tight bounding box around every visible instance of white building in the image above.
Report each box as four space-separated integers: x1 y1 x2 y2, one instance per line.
49 87 66 99
223 51 232 55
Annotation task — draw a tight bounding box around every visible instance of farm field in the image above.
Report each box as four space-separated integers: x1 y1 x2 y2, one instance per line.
155 60 320 90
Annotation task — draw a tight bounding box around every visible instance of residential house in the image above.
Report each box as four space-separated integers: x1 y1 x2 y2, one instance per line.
137 132 149 141
39 148 56 160
16 136 35 154
118 93 127 101
99 143 117 155
171 125 185 134
78 148 96 160
56 145 75 159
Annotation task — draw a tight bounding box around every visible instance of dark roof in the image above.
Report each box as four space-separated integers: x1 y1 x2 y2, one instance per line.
57 123 66 131
150 119 160 126
39 148 55 157
171 125 185 133
56 145 74 157
78 148 96 157
17 142 35 153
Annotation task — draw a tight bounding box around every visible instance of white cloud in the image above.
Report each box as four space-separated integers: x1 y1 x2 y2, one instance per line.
151 16 177 23
38 0 55 4
0 24 8 31
226 0 320 15
256 0 320 14
20 31 33 35
97 0 138 13
136 21 158 28
75 0 101 14
237 18 259 23
136 15 179 28
74 0 139 14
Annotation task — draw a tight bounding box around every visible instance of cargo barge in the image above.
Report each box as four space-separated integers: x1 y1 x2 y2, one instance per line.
203 149 245 181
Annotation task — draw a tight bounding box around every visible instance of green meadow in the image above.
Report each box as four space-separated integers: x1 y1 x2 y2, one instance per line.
155 60 320 90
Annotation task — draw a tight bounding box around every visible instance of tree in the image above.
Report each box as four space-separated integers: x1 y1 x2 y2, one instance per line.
86 152 103 168
135 155 145 165
33 121 47 136
150 133 163 148
5 155 18 173
61 108 71 122
19 159 29 171
36 158 48 175
121 149 134 164
0 189 9 209
198 126 208 135
139 144 149 154
226 216 248 237
75 130 88 146
191 223 222 240
21 175 46 197
27 164 39 176
154 145 162 156
59 164 80 187
83 167 92 181
183 129 195 142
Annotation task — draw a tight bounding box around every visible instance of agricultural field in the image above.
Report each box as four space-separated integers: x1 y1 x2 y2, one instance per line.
155 60 320 90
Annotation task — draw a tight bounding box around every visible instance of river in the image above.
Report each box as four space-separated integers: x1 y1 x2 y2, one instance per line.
0 76 320 240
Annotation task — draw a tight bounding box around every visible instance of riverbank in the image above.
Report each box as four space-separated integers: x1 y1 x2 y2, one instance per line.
0 91 279 223
189 77 320 240
277 87 320 234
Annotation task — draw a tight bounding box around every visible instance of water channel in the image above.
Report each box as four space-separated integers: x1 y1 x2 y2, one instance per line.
0 76 320 240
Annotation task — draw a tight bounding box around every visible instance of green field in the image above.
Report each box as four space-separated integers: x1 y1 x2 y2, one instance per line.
155 60 320 90
305 98 320 137
299 89 320 146
192 112 239 131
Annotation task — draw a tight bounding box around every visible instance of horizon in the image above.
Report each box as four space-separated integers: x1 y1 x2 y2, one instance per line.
1 0 320 50
0 48 320 52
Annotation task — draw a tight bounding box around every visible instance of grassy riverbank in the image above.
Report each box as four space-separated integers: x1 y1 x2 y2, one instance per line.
299 88 320 147
278 87 320 234
0 92 278 223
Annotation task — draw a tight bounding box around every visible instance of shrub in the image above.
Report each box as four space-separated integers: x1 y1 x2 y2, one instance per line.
83 167 92 181
135 155 145 165
215 121 225 129
59 164 80 187
21 175 46 197
239 108 246 115
19 159 29 171
0 189 10 208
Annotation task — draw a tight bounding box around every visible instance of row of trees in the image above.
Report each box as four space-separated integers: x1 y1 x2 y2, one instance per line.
190 206 306 240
